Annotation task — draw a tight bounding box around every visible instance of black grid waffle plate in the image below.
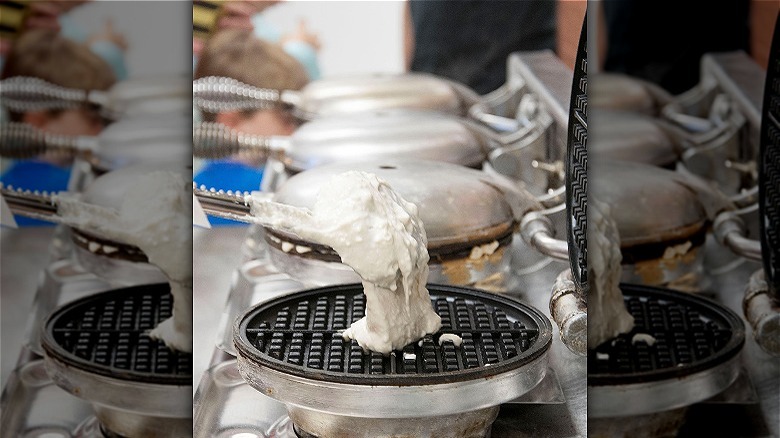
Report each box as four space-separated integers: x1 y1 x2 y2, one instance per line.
234 284 552 386
42 283 192 385
759 13 780 294
566 15 588 293
588 284 744 386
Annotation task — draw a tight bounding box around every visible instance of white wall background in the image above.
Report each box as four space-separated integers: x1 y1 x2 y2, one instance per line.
262 1 405 76
66 1 404 78
66 1 192 77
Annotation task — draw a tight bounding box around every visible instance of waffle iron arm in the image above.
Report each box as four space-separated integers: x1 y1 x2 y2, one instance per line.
519 211 569 261
0 122 98 158
192 122 290 160
713 210 762 262
192 76 299 113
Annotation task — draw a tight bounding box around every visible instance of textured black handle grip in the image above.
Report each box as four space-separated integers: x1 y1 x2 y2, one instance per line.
566 15 588 293
759 11 780 297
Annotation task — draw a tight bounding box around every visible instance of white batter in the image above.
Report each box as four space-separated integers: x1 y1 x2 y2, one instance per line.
249 171 442 354
55 171 193 353
588 199 634 349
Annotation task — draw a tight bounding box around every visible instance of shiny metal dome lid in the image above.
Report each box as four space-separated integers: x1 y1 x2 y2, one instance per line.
590 73 668 115
273 160 524 249
285 109 488 171
590 159 726 247
96 114 191 170
590 109 678 166
296 73 467 118
82 161 191 210
107 75 191 117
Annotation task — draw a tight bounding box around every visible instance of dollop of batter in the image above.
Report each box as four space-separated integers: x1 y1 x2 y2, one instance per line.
249 171 442 354
56 172 193 352
588 199 634 349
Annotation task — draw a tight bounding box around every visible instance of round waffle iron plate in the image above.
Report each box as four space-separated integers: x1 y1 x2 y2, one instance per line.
42 283 191 385
588 284 745 416
235 284 551 387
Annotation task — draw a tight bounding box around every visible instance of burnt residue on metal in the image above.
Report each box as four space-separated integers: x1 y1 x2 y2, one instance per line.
234 284 552 386
70 229 148 263
619 225 707 264
264 227 515 264
588 284 744 386
41 283 192 385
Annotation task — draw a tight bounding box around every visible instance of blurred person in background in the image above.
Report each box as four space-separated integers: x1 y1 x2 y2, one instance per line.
0 0 128 79
193 0 320 80
1 30 116 225
404 0 556 95
193 29 308 224
600 0 752 94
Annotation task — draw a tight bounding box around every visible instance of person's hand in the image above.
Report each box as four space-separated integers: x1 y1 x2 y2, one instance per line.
281 19 320 51
87 19 128 51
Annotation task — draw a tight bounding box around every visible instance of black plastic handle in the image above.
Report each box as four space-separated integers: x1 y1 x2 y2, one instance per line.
759 11 780 297
566 15 588 293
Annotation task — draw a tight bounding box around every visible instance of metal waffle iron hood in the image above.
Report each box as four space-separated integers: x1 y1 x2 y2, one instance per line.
257 159 562 289
590 158 732 289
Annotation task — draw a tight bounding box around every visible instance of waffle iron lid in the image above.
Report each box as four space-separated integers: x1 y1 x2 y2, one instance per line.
297 72 466 118
272 159 527 248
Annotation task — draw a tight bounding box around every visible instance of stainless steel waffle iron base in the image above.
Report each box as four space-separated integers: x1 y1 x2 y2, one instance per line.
40 284 192 438
232 284 552 438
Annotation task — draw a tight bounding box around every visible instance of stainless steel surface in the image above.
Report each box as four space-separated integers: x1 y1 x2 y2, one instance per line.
43 353 192 438
549 270 587 356
25 259 110 356
742 270 780 356
235 345 549 418
520 212 569 261
193 227 585 436
590 160 710 247
286 110 489 171
0 357 94 437
590 73 673 115
588 355 742 418
589 109 678 166
714 210 763 262
292 72 467 119
286 405 499 438
95 113 191 171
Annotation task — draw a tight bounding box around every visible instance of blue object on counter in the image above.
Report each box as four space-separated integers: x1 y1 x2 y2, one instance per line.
1 161 71 227
194 160 264 226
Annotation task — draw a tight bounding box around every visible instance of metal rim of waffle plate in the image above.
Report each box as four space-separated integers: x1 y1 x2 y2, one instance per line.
566 15 588 293
233 284 551 417
588 283 745 417
234 284 552 386
759 15 780 295
41 283 192 386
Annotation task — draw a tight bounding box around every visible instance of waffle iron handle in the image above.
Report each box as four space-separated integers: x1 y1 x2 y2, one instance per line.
192 122 290 160
551 13 588 357
192 76 300 114
743 270 780 356
550 270 587 356
0 76 108 112
0 122 97 159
